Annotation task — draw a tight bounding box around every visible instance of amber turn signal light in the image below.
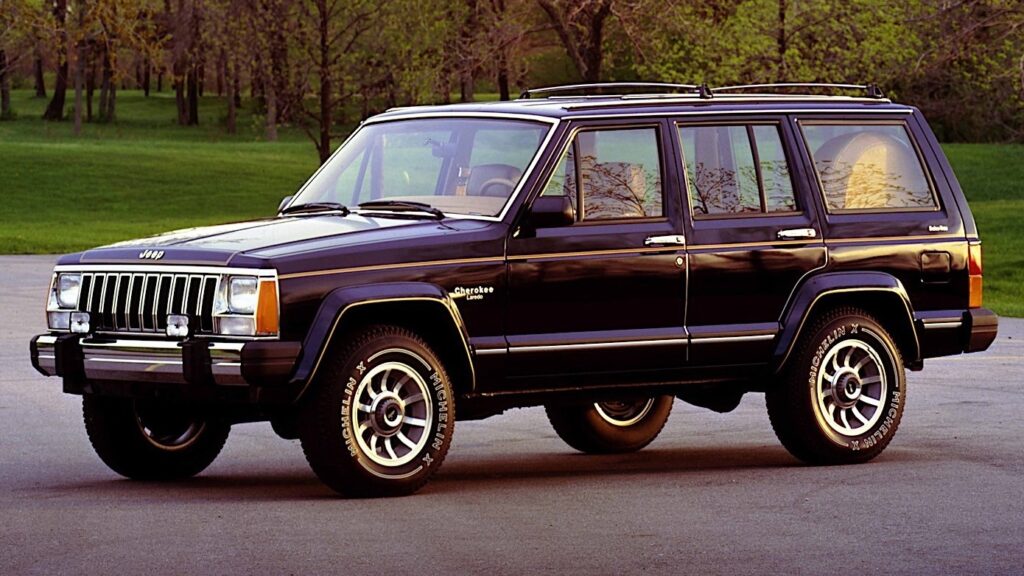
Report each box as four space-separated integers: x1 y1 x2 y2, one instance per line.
255 280 280 335
968 242 983 309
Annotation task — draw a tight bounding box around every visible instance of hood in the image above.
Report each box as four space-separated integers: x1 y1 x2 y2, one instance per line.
71 214 452 266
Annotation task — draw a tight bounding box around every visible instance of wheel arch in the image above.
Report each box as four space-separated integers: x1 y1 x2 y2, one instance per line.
290 282 475 402
774 272 920 373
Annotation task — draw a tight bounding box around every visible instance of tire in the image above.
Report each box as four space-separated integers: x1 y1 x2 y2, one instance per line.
545 395 674 454
766 307 906 465
298 325 455 498
82 395 230 480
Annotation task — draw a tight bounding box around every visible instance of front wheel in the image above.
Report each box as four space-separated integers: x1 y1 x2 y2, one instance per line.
545 395 674 454
299 325 455 497
766 307 906 465
83 395 230 480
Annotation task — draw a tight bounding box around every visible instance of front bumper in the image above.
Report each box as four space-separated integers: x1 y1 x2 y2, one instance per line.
30 334 301 388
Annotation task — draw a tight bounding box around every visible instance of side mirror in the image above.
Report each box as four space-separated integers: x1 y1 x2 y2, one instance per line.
277 195 293 213
527 195 575 229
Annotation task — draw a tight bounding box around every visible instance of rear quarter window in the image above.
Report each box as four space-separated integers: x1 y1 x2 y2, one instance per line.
801 123 937 212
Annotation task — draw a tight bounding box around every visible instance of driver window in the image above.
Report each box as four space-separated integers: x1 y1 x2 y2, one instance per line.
541 127 663 222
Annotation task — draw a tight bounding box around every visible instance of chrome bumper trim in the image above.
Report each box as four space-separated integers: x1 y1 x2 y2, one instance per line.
34 335 246 386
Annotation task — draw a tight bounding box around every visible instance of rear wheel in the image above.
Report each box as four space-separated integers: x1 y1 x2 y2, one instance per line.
299 325 455 497
767 307 906 464
82 395 230 480
545 395 673 454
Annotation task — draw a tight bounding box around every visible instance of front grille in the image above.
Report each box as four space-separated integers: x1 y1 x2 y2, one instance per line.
77 272 219 334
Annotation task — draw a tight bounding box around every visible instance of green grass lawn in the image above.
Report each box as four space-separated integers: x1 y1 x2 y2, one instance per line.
1 89 1021 316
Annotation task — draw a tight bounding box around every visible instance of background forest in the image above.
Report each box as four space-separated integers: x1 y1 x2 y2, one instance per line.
2 0 1024 315
2 0 1023 158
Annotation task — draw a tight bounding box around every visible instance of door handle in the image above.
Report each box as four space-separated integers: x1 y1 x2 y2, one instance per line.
777 228 817 240
644 235 686 247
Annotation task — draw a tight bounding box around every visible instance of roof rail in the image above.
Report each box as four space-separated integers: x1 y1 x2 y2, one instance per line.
712 82 886 99
519 82 701 99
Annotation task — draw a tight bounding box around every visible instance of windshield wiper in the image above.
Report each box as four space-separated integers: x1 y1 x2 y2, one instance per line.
357 200 445 220
280 201 350 215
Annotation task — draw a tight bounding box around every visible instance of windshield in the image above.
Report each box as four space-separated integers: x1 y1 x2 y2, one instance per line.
290 117 551 217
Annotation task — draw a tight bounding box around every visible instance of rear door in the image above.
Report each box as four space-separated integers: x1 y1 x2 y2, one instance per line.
674 116 827 365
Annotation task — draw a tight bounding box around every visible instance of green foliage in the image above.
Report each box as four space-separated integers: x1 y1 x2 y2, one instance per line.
628 0 919 85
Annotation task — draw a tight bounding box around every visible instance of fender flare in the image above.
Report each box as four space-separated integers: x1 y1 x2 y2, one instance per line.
289 282 474 400
773 271 920 372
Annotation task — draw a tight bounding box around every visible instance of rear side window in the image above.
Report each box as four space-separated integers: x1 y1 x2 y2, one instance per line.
678 124 798 217
801 123 936 212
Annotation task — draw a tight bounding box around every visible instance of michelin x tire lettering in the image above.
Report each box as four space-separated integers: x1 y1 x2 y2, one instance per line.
299 325 454 497
766 307 906 464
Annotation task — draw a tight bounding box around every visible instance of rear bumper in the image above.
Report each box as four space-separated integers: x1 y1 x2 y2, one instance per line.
30 334 301 389
917 308 998 358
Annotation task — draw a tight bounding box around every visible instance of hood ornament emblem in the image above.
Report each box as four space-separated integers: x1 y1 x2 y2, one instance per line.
138 249 165 260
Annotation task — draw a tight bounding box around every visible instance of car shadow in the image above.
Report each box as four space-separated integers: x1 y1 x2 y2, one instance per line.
37 444 804 502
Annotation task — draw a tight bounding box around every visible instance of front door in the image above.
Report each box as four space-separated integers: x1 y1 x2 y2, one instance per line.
504 120 688 387
674 117 827 366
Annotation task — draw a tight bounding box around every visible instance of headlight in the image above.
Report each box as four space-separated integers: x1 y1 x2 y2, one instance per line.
227 277 258 314
213 275 279 337
48 273 82 310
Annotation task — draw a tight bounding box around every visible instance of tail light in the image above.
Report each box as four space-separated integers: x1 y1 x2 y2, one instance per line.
968 242 983 308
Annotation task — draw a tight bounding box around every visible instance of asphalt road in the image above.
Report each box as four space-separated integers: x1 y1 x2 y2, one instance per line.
1 255 1022 575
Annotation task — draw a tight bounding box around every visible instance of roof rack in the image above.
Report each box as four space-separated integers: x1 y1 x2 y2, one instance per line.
519 82 702 100
712 83 886 99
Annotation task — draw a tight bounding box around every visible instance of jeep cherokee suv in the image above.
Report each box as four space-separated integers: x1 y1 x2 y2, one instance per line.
30 82 998 497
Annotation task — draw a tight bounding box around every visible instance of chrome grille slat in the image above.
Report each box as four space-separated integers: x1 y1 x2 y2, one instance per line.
76 271 218 335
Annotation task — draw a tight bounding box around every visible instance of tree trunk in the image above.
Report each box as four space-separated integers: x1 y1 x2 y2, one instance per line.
232 61 241 108
98 46 111 122
459 0 478 103
265 77 278 141
187 65 199 125
42 0 70 121
537 0 611 84
216 50 225 97
143 55 151 96
106 83 116 122
225 54 236 134
0 50 11 120
777 0 787 81
73 8 86 135
86 47 96 122
33 50 46 98
157 69 164 92
316 0 331 164
496 45 510 101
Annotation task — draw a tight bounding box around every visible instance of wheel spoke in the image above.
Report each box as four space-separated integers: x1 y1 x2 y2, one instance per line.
392 374 411 393
396 431 418 450
851 406 869 424
370 434 380 455
861 375 881 385
853 355 872 373
843 346 855 368
357 403 373 413
840 408 851 430
384 437 398 460
859 394 882 407
831 352 842 373
827 402 836 420
404 392 424 405
404 416 427 427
